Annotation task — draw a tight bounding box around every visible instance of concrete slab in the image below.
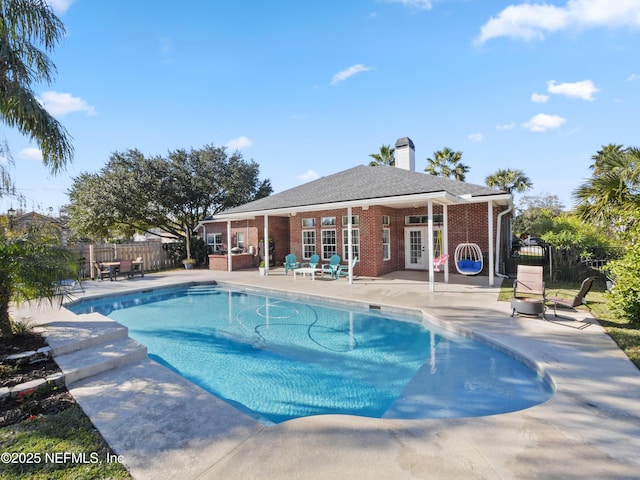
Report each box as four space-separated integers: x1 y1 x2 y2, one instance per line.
10 268 640 480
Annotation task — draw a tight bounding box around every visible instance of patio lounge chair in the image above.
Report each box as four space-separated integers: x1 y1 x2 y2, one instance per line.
548 276 597 317
335 257 358 280
55 278 84 294
321 254 341 278
284 254 300 275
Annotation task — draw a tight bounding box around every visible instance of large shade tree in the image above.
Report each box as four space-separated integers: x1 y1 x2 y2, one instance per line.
0 0 73 178
425 147 469 181
67 145 272 258
368 144 395 167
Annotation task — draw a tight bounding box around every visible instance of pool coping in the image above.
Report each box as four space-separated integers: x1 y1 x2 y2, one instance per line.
11 269 640 479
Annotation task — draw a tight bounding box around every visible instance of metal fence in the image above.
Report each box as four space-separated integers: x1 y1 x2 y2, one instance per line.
508 244 616 285
66 242 181 279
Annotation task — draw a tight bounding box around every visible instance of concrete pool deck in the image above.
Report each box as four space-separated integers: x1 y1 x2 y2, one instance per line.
11 268 640 479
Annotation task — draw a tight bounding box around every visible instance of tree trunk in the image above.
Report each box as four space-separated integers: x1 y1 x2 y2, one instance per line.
185 228 191 259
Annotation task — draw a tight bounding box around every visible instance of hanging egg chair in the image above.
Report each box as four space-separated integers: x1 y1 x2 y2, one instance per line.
454 243 483 275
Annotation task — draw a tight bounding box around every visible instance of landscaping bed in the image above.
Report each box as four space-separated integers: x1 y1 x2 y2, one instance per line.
0 330 132 479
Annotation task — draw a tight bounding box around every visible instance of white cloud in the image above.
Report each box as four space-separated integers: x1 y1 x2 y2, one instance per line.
225 136 252 150
628 73 640 81
496 123 516 130
19 148 43 161
476 0 640 44
522 113 567 132
531 92 549 103
46 0 74 14
547 79 599 100
330 64 373 86
468 133 483 142
298 170 320 183
382 0 432 10
39 91 96 116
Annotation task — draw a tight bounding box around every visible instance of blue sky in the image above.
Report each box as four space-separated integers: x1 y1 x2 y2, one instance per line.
2 0 640 215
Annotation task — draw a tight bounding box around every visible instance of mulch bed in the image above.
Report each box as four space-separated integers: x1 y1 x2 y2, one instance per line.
0 331 75 427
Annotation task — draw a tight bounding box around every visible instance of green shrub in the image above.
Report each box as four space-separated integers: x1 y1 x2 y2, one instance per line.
607 245 640 324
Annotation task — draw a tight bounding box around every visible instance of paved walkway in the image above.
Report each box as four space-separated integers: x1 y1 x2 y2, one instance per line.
12 268 640 480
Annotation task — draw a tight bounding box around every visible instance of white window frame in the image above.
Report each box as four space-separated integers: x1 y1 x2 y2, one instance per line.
382 228 391 261
302 230 316 260
322 216 336 226
342 228 360 261
207 233 223 253
236 232 245 249
341 215 359 226
321 229 337 260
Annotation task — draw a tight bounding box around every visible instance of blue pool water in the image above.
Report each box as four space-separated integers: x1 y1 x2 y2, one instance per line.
68 284 553 424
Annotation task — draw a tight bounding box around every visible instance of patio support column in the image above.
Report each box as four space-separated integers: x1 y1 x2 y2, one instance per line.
226 219 232 272
347 207 354 284
443 204 449 284
89 244 95 280
263 215 269 275
488 200 494 287
428 199 435 293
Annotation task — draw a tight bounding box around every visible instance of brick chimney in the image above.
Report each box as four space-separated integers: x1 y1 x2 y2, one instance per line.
394 137 415 171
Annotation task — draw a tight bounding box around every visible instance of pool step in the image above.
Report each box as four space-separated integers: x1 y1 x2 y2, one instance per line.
46 312 129 357
186 285 219 295
54 337 148 386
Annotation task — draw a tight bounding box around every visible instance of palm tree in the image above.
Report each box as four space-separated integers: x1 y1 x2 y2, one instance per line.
369 144 395 167
0 231 78 336
0 0 73 175
573 146 640 227
589 143 625 175
485 168 533 194
425 147 469 181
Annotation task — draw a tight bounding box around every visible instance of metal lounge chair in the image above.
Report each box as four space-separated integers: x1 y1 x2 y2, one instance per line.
284 254 300 275
548 276 597 317
511 265 546 319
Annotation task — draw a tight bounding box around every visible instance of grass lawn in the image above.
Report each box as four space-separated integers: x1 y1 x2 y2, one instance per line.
0 405 131 479
500 279 640 370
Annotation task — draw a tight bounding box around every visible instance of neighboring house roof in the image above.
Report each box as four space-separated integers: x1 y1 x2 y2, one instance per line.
209 165 510 220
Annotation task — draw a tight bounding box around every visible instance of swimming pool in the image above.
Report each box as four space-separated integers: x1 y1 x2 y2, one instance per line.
68 283 553 424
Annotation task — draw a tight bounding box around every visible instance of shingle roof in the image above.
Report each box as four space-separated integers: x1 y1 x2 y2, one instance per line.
218 165 506 216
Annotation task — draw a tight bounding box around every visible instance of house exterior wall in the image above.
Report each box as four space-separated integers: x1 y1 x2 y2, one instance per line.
203 202 510 276
203 216 289 269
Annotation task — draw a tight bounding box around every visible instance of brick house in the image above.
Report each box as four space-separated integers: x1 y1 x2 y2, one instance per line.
198 138 513 290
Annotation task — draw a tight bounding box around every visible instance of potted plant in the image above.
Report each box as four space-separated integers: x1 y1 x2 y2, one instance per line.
183 258 196 270
258 260 266 276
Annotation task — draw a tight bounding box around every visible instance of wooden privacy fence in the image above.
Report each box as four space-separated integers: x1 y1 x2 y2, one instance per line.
66 242 181 279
